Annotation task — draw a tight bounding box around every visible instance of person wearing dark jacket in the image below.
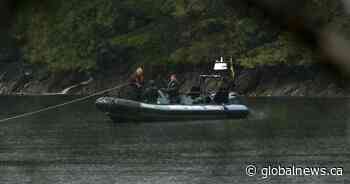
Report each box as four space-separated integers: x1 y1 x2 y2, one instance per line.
143 80 159 104
213 78 229 104
165 74 180 104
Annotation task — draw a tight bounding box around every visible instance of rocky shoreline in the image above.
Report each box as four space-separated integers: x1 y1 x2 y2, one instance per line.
0 61 348 97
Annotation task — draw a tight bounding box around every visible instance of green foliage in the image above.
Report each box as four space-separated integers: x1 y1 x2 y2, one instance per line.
14 0 115 71
13 0 343 72
111 33 151 49
172 0 187 17
238 33 315 68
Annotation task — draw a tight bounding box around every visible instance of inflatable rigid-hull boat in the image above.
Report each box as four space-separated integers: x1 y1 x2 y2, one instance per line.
96 97 249 122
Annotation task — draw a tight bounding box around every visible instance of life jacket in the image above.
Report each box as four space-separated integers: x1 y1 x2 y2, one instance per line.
167 80 179 97
129 73 144 87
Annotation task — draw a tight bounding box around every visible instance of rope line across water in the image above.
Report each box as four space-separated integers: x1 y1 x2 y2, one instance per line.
0 83 128 123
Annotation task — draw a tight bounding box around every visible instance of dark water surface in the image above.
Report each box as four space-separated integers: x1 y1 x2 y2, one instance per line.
0 96 348 183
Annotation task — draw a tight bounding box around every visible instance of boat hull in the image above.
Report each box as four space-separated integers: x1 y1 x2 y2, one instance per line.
96 97 249 122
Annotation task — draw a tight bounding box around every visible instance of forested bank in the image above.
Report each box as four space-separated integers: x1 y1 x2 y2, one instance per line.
0 0 349 96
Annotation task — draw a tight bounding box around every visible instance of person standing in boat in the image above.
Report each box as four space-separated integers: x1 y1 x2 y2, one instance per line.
164 74 180 104
128 67 144 101
213 78 229 104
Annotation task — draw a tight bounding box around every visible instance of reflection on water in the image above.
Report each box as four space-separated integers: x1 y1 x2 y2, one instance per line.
0 96 348 183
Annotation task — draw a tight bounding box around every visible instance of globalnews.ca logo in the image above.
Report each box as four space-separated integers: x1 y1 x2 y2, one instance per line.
246 164 343 179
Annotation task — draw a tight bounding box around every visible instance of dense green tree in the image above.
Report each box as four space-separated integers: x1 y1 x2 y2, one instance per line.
9 0 350 72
